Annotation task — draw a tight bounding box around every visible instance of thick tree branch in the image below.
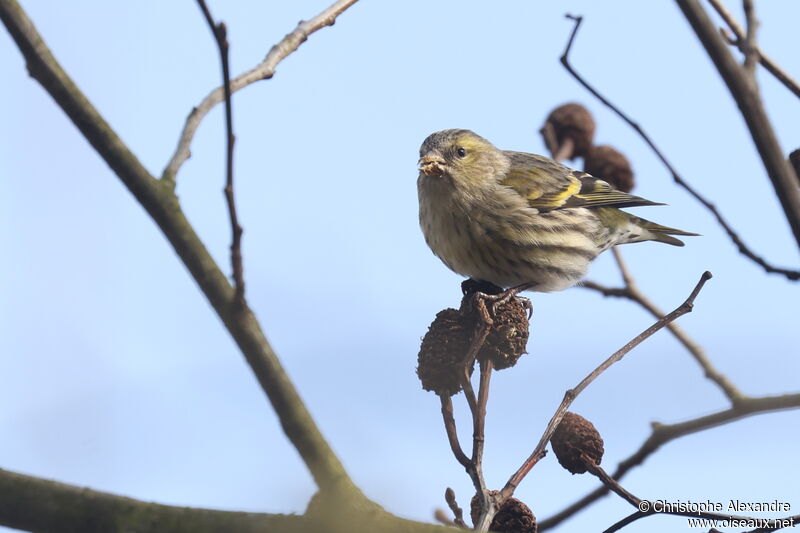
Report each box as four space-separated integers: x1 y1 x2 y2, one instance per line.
560 14 800 280
539 392 800 530
162 0 360 182
0 468 296 533
0 0 354 496
0 467 457 533
676 0 800 251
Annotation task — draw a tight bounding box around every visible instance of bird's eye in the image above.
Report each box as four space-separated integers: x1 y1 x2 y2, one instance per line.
456 147 467 158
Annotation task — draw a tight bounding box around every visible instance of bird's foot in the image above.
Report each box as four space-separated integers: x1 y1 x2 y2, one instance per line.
462 279 535 323
461 278 504 296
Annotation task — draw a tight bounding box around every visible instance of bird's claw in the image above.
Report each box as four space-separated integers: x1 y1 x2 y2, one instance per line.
467 282 535 324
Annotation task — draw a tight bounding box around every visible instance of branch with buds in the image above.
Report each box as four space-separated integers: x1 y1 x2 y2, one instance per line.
420 273 711 532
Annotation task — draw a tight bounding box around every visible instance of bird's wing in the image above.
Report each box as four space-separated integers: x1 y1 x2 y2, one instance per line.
500 152 661 211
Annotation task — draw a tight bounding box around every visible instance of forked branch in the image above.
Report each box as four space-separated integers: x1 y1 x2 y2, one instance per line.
707 0 800 98
540 391 800 530
500 272 712 500
560 14 800 280
674 1 800 251
582 249 743 401
162 0 360 182
0 0 356 496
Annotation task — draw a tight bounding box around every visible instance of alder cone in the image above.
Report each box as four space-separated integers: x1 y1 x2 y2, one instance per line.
550 411 605 474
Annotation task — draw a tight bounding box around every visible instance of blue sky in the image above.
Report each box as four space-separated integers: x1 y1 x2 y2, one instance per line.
2 1 799 532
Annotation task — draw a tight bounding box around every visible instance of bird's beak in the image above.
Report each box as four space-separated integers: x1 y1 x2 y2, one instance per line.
419 154 446 177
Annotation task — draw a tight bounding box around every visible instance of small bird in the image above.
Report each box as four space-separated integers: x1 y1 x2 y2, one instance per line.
417 129 697 292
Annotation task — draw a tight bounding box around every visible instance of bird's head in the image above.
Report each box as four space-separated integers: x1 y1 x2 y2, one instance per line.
418 129 507 188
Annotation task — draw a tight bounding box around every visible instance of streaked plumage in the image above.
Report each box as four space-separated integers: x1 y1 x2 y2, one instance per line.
417 129 696 292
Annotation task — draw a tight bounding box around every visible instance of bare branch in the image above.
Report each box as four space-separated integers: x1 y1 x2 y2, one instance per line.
439 395 470 467
560 14 800 281
585 459 799 531
162 0 360 182
0 467 293 533
0 0 355 495
741 0 758 73
500 272 712 500
456 295 497 530
583 460 641 509
0 466 458 533
582 249 744 402
708 0 744 34
675 0 800 252
196 0 245 305
439 290 530 532
610 247 635 288
470 358 496 532
582 277 742 400
602 511 648 533
707 0 800 99
540 392 800 530
579 280 629 298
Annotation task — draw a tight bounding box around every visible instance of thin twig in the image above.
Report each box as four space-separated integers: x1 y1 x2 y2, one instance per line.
582 459 640 508
707 0 743 34
707 0 800 98
741 0 758 73
196 0 245 306
539 391 800 530
460 357 481 429
500 272 712 500
540 122 560 160
582 276 742 401
585 460 799 531
579 281 629 298
0 0 356 495
458 294 494 425
459 296 497 530
584 248 744 402
602 511 648 533
610 248 635 288
163 0 360 182
542 121 576 163
439 395 470 467
471 358 496 532
443 292 518 532
553 138 576 163
473 359 493 465
674 1 800 252
560 14 800 281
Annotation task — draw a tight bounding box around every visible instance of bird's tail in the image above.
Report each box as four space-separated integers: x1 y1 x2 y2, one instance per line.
635 216 700 247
